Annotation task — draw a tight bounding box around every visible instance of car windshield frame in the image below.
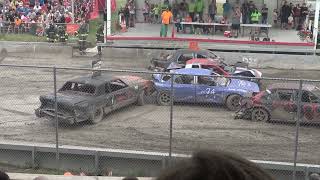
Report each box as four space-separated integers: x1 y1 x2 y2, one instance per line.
311 87 320 99
59 81 97 95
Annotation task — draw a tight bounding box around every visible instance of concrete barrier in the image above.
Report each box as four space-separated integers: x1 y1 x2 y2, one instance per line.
8 173 153 180
102 48 320 70
0 140 319 180
0 41 73 59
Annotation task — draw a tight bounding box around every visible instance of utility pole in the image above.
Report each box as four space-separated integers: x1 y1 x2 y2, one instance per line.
103 0 111 43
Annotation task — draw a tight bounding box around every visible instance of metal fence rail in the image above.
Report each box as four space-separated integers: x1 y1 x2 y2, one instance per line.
0 64 319 179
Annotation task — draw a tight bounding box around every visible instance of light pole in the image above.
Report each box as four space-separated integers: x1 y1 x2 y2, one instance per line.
313 0 320 51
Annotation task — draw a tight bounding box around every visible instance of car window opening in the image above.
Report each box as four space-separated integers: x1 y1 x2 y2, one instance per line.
110 79 127 92
60 82 96 94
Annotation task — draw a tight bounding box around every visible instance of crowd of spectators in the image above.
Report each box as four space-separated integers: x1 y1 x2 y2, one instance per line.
0 0 92 35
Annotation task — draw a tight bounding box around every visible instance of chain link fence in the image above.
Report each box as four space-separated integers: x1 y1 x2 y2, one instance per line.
0 64 319 179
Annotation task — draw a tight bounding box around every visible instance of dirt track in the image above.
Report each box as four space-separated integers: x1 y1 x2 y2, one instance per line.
0 55 319 164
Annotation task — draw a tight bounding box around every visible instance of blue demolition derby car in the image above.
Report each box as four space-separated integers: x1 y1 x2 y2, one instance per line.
153 68 260 111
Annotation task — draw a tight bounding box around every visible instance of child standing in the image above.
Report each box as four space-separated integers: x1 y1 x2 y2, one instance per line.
153 4 160 23
273 9 278 26
288 14 293 29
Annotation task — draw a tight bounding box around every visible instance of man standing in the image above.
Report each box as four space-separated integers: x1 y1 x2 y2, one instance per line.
195 0 204 21
280 1 291 29
188 0 196 21
241 0 249 24
223 0 231 22
293 4 301 29
208 0 216 22
96 24 104 55
248 1 255 23
261 4 268 24
160 7 173 37
300 3 308 27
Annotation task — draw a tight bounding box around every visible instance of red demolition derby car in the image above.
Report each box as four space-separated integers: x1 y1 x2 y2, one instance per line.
235 83 320 123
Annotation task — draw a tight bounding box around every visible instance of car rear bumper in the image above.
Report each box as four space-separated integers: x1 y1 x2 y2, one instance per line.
35 108 76 124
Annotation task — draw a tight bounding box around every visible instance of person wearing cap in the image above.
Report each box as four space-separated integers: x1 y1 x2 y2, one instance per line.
160 7 172 37
96 23 104 55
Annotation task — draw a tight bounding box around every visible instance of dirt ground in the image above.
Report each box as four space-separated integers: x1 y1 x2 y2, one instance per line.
0 55 319 166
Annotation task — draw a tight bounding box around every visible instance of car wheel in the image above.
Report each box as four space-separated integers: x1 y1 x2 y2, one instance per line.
89 107 104 124
226 94 242 111
157 91 171 106
251 108 270 122
136 90 145 106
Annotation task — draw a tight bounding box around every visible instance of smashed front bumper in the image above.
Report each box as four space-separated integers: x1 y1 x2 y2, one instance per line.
35 108 76 124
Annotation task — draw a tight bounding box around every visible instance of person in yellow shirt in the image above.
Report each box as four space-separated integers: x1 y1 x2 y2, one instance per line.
160 7 173 37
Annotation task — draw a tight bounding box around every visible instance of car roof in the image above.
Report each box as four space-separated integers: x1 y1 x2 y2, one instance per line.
186 58 219 65
268 83 317 91
68 74 116 86
173 68 212 76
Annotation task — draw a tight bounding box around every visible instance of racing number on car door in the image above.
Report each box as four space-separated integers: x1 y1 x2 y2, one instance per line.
196 76 220 103
109 79 131 108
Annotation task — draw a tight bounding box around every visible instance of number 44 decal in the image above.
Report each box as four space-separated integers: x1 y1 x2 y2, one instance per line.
205 88 215 95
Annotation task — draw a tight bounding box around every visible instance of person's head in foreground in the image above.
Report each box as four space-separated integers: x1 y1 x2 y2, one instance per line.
0 171 9 180
157 150 275 180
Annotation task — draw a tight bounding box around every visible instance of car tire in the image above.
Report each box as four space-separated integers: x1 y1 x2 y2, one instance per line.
89 107 104 124
251 108 270 122
157 91 171 106
226 94 242 111
136 90 145 106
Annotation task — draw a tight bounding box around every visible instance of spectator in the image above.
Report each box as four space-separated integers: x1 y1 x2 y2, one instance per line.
160 7 172 37
261 4 268 24
231 7 241 38
65 12 71 23
273 9 278 25
188 0 195 22
223 0 231 22
124 4 129 27
195 0 204 21
0 171 10 180
280 1 291 29
288 14 293 29
156 150 275 180
208 0 216 22
142 0 150 23
171 1 178 19
250 8 261 24
179 0 188 18
128 0 135 27
300 3 308 27
241 0 249 24
174 13 182 33
248 1 255 23
233 0 241 10
293 4 300 29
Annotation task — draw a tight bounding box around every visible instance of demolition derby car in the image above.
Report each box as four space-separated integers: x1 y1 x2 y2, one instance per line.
153 68 260 111
148 49 223 71
185 58 262 78
235 83 320 123
35 75 154 124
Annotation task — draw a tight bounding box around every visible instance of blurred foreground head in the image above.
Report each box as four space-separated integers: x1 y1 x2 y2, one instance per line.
0 171 9 180
157 150 274 180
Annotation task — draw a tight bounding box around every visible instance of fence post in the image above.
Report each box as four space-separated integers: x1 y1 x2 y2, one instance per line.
169 73 174 165
53 66 59 169
292 79 303 180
